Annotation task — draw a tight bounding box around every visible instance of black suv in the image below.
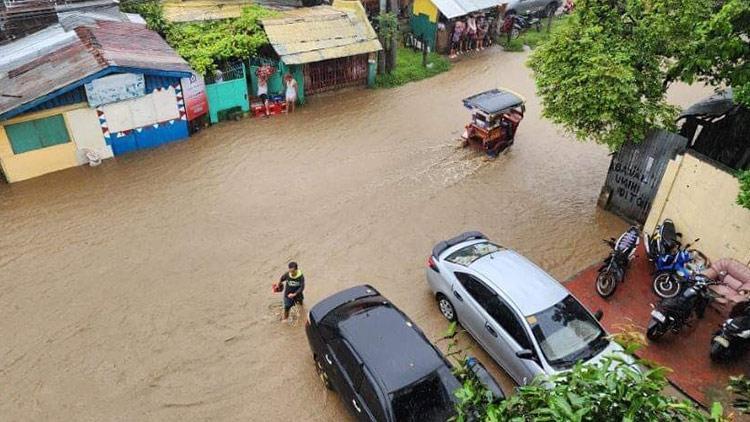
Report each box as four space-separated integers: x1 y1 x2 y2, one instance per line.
305 285 503 421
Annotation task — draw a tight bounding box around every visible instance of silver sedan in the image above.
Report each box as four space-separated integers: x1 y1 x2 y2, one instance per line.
426 231 630 385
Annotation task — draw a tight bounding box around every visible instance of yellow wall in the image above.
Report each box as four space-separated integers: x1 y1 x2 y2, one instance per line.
413 0 439 22
645 152 750 265
0 103 105 183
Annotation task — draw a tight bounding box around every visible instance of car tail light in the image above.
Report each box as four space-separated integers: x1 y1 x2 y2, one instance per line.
427 256 440 273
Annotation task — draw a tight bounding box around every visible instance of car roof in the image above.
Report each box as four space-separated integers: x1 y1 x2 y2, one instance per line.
469 249 569 316
338 304 447 393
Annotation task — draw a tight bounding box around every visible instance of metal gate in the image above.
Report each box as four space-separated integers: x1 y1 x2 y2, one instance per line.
601 130 688 223
303 55 368 95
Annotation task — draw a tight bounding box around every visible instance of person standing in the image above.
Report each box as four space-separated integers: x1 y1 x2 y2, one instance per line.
275 262 305 322
257 67 271 117
284 73 298 113
450 19 465 58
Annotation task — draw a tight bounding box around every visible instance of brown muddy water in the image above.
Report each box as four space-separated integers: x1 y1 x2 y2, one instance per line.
0 49 712 421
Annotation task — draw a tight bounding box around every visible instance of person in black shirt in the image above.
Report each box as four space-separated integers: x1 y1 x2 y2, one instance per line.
275 261 305 321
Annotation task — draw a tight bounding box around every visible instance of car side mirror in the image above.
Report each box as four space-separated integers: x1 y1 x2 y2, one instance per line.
515 349 535 360
594 310 604 321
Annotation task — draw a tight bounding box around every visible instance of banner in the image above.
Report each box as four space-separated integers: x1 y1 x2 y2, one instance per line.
85 73 145 107
181 73 208 121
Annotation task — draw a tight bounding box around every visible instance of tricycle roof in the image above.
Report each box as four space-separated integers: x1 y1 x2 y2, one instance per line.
463 88 525 115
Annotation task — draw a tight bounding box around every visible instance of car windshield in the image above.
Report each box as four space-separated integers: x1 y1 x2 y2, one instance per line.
391 373 455 422
527 295 608 370
445 242 504 266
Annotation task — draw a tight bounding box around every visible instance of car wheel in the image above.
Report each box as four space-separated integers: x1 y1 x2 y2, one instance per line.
314 356 333 390
437 294 457 322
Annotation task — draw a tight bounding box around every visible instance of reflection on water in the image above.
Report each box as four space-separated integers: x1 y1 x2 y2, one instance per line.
0 48 708 421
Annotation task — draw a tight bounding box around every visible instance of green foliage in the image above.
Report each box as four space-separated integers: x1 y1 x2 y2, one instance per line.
672 0 750 108
500 38 525 52
520 15 569 50
453 354 725 421
166 6 277 75
527 0 712 150
374 47 451 88
119 0 170 34
728 375 750 414
738 170 750 210
376 12 399 47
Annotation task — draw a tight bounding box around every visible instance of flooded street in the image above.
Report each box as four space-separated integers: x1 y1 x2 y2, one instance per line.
0 48 710 421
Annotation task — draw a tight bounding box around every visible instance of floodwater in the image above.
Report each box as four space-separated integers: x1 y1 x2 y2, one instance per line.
0 49 711 421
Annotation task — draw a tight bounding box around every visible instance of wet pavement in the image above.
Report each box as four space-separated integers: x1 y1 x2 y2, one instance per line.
0 47 711 420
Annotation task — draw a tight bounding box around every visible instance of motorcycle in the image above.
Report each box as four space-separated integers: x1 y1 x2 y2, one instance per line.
651 240 709 299
710 301 750 362
501 13 541 42
644 218 681 262
646 274 720 341
595 226 639 298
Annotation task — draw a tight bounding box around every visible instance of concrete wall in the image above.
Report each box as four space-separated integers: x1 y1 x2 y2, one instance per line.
645 152 750 264
0 104 109 183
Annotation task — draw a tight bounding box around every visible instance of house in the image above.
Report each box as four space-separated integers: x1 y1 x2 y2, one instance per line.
644 89 750 263
410 0 504 52
0 20 194 183
162 0 303 23
261 1 382 96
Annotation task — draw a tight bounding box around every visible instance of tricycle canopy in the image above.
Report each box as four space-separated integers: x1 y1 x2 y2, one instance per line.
462 88 526 115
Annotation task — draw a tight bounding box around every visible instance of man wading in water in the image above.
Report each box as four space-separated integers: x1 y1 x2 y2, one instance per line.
275 262 305 322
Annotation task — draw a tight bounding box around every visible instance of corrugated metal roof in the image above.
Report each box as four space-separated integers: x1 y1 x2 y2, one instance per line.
679 88 736 119
431 0 503 18
162 0 301 23
262 3 381 65
0 21 192 118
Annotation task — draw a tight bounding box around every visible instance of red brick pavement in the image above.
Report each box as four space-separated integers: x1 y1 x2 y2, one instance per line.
565 244 747 406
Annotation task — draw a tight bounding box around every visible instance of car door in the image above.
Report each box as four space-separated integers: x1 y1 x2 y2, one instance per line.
454 274 521 377
452 272 494 351
326 339 372 421
358 370 388 422
482 294 545 384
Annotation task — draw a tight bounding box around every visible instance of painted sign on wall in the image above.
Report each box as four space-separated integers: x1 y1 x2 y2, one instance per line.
181 73 208 121
85 73 145 107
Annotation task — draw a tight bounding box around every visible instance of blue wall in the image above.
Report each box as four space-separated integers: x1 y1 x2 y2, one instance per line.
109 120 189 156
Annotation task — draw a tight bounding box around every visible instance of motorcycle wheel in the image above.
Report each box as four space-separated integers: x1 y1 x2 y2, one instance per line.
511 28 520 39
653 272 680 299
709 340 734 362
646 319 667 341
595 271 617 298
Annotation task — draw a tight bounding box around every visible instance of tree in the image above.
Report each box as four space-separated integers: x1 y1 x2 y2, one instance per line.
527 0 710 150
528 0 750 207
672 0 750 108
376 12 399 73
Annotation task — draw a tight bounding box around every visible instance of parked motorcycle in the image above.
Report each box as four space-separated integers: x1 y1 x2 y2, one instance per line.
644 218 681 261
710 301 750 362
595 226 640 298
501 13 541 42
651 240 710 299
646 274 720 341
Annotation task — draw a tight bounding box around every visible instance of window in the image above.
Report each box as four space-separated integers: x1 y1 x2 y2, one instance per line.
330 339 363 387
485 296 532 350
5 115 70 154
528 295 608 370
446 242 504 266
454 272 494 308
391 373 454 422
359 373 385 422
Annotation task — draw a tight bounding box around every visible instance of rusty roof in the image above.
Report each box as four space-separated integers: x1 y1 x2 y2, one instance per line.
0 20 192 119
162 0 301 23
262 2 382 65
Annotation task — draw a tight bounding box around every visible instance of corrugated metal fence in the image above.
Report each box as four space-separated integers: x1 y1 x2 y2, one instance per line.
602 130 688 223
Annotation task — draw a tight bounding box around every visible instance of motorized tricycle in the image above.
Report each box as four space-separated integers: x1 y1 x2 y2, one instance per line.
461 88 526 157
